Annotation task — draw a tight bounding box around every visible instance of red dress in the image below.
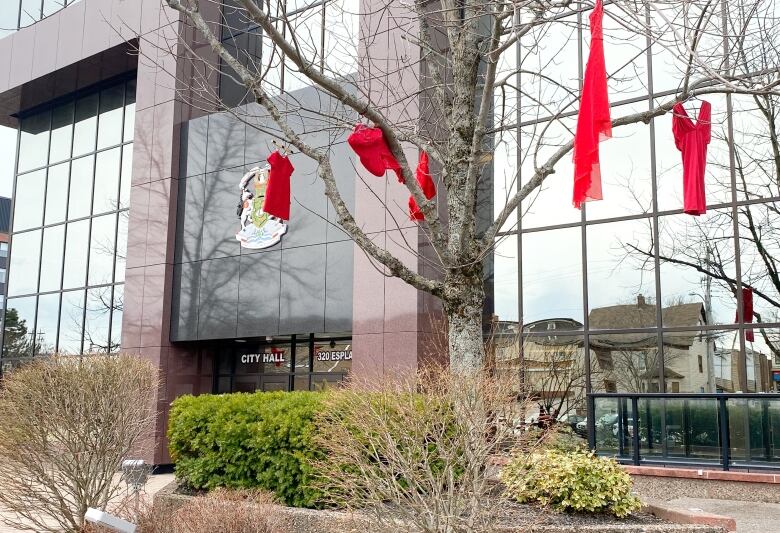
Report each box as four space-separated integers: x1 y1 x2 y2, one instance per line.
263 151 294 221
408 151 436 221
572 0 611 209
672 101 710 216
347 124 404 182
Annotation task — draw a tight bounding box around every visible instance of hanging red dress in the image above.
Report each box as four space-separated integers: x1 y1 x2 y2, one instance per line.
572 0 611 209
409 151 436 221
672 100 711 216
735 287 755 342
263 150 294 220
347 124 404 183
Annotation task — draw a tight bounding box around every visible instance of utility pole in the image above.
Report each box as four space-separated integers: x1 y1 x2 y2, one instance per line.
704 248 715 392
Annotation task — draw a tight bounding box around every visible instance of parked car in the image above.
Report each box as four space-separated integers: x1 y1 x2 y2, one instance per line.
612 417 635 437
560 413 586 433
575 418 588 437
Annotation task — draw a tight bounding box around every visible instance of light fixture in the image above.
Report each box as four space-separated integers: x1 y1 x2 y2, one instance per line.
235 339 247 343
265 336 273 342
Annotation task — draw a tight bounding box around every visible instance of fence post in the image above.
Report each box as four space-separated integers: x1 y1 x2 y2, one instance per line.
718 396 730 471
631 396 640 466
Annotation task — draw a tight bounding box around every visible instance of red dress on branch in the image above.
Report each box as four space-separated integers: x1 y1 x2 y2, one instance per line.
409 151 436 221
347 124 404 182
263 151 294 221
672 101 711 216
572 0 611 209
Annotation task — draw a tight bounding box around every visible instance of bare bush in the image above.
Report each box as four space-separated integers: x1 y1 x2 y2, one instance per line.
312 366 529 532
0 355 158 533
166 489 288 533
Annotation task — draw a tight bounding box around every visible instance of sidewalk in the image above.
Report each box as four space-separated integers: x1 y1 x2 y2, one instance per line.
665 497 780 533
0 473 175 533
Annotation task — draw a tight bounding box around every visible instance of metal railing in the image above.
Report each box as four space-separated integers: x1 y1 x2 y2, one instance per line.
587 393 780 471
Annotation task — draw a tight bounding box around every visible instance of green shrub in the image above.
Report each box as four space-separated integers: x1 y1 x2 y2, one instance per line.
500 449 641 517
168 391 324 508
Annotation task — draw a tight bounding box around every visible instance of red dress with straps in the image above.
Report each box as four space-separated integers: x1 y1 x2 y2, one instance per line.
672 101 711 216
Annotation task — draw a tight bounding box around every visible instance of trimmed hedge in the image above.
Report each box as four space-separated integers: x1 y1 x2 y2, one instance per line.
168 391 324 508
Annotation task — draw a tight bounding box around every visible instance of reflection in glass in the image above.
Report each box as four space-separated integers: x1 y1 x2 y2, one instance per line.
119 144 133 208
3 296 36 358
19 0 42 26
0 3 20 39
84 287 111 353
49 101 74 164
97 85 125 150
39 225 65 292
93 148 121 214
123 80 136 143
493 235 518 322
523 228 583 325
63 219 89 289
58 290 84 354
43 0 66 17
110 284 123 352
45 162 69 224
88 213 116 286
587 218 656 322
72 93 98 157
590 332 662 393
657 210 736 325
13 169 46 231
68 155 94 219
313 342 352 373
115 211 128 283
18 110 50 173
35 292 60 355
7 230 41 297
738 202 780 327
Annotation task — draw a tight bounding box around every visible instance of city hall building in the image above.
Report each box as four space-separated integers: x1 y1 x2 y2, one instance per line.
0 1 778 466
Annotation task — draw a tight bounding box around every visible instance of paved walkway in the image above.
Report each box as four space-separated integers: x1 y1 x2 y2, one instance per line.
0 473 174 533
666 497 780 533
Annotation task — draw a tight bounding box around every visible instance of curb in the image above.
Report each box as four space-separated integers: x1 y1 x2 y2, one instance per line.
643 500 735 532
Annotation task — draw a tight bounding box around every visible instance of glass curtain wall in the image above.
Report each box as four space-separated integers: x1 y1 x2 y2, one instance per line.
493 2 780 422
0 0 81 39
2 77 135 366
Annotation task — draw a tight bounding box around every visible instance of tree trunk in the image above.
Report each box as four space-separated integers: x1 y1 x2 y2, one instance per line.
444 269 486 373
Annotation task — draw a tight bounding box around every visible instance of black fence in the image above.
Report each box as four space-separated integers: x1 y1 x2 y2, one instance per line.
587 393 780 471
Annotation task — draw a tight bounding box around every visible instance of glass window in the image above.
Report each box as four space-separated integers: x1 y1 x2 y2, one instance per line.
123 80 136 143
0 2 20 39
18 111 51 173
115 211 128 283
93 147 121 213
7 229 41 297
3 296 37 358
35 292 60 355
97 85 125 150
45 162 69 225
43 0 66 17
72 93 98 157
738 202 780 326
0 242 7 257
313 341 352 373
58 289 84 354
19 0 42 26
523 228 584 326
494 235 518 322
62 219 89 289
110 284 123 352
39 224 65 292
68 155 94 219
587 218 657 327
49 101 74 164
119 144 132 209
84 287 111 353
88 213 116 286
13 169 46 231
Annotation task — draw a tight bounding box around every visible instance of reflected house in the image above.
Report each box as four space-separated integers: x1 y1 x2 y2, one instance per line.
492 318 587 417
714 346 773 393
589 295 714 393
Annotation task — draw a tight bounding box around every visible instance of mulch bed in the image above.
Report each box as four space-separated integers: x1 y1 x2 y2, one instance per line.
497 500 667 528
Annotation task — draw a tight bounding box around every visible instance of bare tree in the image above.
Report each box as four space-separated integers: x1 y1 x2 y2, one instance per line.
156 0 780 371
0 355 158 533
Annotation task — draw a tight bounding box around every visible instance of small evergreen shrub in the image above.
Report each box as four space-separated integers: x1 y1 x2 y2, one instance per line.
500 449 641 517
168 391 324 507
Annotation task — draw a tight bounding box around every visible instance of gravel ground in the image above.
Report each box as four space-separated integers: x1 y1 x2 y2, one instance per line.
497 501 668 529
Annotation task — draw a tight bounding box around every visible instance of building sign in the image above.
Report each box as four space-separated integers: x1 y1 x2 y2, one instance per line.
315 349 352 362
772 370 780 382
240 350 286 365
235 167 288 250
